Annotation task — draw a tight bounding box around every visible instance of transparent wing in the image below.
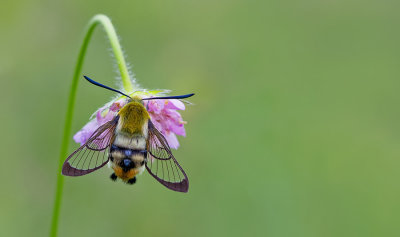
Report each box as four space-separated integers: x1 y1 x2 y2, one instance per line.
146 120 189 192
62 116 119 176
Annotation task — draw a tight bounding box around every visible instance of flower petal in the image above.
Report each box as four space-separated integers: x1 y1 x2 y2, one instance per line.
165 99 185 110
73 119 98 145
147 100 165 114
170 123 186 136
164 131 180 149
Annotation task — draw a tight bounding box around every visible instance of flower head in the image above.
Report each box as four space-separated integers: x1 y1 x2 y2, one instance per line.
73 90 189 149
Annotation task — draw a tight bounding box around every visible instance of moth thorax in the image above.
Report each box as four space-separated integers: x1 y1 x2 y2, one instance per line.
118 101 150 135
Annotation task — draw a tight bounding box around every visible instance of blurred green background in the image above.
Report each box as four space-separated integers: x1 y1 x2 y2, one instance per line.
1 0 400 236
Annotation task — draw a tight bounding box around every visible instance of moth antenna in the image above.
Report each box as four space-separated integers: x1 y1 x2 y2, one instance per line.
142 93 195 100
83 75 132 99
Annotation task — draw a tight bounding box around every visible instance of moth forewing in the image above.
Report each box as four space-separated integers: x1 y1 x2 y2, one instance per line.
61 117 119 176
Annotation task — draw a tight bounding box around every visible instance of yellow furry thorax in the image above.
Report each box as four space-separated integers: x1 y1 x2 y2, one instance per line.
117 98 150 135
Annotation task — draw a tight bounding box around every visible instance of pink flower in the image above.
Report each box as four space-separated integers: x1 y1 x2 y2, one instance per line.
73 96 188 149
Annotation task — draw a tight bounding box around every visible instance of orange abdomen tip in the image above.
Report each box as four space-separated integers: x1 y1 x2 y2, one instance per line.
113 166 138 181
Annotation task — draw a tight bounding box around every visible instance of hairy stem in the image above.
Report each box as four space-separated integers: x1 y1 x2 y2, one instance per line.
50 14 133 237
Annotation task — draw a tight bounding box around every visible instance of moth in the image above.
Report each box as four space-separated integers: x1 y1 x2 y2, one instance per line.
62 76 194 193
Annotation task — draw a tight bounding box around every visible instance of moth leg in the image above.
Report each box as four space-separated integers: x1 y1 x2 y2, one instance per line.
110 173 117 181
127 177 136 185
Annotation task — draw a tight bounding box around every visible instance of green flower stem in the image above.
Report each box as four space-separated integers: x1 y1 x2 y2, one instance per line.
50 14 133 237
